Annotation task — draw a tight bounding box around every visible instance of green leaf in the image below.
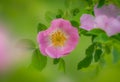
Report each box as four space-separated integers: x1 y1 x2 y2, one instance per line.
79 28 89 36
86 43 95 56
94 49 102 62
53 58 60 65
77 44 95 70
87 29 105 36
31 49 47 71
58 58 65 73
93 33 109 43
111 33 120 41
97 0 105 8
37 23 47 33
77 55 93 70
70 20 79 28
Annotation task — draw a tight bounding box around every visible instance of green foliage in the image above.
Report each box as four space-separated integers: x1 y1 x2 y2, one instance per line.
85 0 93 6
94 49 103 62
77 44 95 70
31 49 47 71
93 33 109 43
104 44 111 54
111 0 120 7
79 28 89 36
37 23 47 33
58 58 66 73
56 9 64 18
97 0 105 8
86 43 95 56
71 8 80 16
111 33 120 41
87 29 105 36
53 58 61 65
45 11 55 23
77 54 93 70
70 20 79 28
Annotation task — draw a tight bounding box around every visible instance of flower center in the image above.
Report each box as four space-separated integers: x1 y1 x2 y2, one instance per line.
50 30 67 47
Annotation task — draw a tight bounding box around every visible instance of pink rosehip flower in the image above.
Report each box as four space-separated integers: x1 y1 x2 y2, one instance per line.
37 19 79 58
80 4 120 36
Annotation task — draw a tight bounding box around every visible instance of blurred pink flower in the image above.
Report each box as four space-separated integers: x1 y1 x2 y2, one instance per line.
0 27 12 73
37 19 79 58
80 4 120 36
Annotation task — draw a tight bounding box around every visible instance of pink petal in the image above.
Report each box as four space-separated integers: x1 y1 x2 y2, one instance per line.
37 31 50 56
95 16 120 36
95 15 109 29
94 4 120 17
106 18 120 36
62 28 79 56
80 14 95 30
45 46 64 58
50 18 72 30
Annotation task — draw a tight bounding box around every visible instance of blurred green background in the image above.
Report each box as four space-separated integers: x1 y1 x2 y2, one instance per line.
0 0 120 82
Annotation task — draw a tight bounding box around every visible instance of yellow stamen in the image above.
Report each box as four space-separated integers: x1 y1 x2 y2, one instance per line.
50 30 67 47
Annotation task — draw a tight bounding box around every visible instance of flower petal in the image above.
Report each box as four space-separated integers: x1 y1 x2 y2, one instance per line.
45 46 63 58
63 28 79 56
37 31 50 56
106 18 120 36
80 14 95 30
50 18 72 30
95 15 109 29
94 4 120 17
95 16 120 36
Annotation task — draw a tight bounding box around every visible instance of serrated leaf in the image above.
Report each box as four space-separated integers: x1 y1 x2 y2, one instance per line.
94 49 102 62
31 49 47 71
37 23 47 33
53 58 60 65
77 55 93 70
77 44 95 70
58 58 65 73
86 43 95 56
97 0 105 8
